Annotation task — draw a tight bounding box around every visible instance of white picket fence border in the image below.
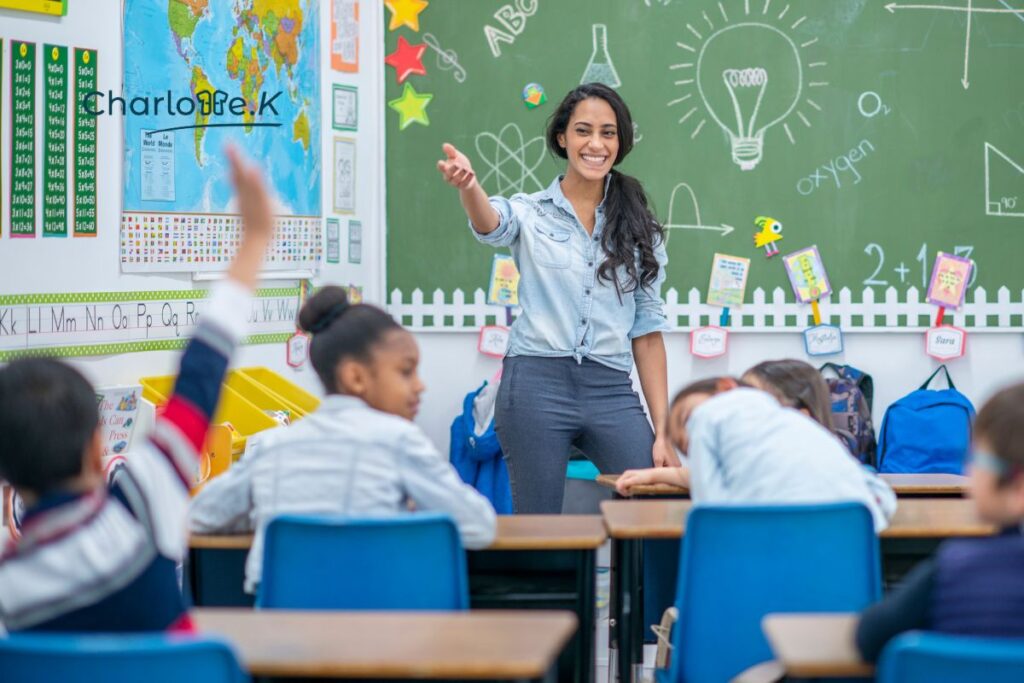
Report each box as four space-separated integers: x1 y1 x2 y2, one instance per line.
388 286 1024 333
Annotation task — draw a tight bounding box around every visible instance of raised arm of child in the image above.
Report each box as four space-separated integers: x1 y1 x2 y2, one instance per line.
118 147 273 560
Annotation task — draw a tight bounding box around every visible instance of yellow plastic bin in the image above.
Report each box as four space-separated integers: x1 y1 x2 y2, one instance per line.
139 374 277 455
225 372 307 421
238 367 320 415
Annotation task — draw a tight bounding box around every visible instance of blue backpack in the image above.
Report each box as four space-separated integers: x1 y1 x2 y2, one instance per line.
877 366 975 474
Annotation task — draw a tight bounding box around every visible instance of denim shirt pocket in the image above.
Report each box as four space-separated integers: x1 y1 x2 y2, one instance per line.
532 226 573 269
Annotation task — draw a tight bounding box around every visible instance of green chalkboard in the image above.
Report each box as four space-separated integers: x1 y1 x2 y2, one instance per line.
385 0 1024 330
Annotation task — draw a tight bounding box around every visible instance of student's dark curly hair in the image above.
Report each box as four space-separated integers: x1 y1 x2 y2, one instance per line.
546 83 665 296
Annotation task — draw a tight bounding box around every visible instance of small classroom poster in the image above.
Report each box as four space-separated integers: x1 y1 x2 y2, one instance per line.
707 253 750 307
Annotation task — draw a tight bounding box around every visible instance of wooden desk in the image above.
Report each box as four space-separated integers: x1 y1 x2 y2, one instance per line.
193 608 576 681
762 613 873 679
599 498 996 683
600 498 995 540
880 473 968 496
596 472 969 499
188 515 607 551
188 515 606 683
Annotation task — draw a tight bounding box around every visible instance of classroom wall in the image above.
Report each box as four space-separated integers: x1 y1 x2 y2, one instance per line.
0 1 385 397
3 5 1021 459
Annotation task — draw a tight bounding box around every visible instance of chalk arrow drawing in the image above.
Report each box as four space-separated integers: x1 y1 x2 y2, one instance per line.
885 1 1024 89
663 182 735 243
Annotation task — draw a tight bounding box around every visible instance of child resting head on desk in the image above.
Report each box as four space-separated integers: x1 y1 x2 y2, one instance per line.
856 382 1024 661
189 285 498 594
742 359 896 514
615 373 893 531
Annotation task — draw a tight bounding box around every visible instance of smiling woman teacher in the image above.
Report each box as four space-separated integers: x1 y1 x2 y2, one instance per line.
436 83 676 514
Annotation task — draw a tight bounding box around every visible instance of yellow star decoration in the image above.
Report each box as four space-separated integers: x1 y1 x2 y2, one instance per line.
385 0 428 32
389 82 433 130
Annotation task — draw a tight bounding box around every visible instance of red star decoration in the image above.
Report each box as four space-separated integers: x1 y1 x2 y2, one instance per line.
384 35 427 84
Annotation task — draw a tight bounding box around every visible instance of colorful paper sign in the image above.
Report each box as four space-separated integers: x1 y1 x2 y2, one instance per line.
286 332 310 368
926 325 966 360
488 254 520 306
783 245 832 303
478 325 510 358
96 385 142 459
73 48 98 236
42 44 68 237
348 219 362 264
803 324 844 357
326 218 341 263
333 137 356 214
10 41 36 237
332 84 358 131
331 0 359 72
926 252 973 309
707 253 750 308
690 326 728 359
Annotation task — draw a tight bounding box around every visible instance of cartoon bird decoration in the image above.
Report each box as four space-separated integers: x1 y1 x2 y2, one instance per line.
754 216 783 258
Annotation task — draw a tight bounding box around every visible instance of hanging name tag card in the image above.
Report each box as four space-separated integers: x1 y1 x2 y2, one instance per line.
286 332 310 368
803 324 844 357
478 325 511 358
926 325 966 360
691 326 728 359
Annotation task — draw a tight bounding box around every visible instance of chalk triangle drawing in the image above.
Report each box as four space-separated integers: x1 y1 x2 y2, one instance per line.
984 142 1024 218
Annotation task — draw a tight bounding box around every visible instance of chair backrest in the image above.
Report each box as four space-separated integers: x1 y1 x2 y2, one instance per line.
0 634 247 683
669 503 881 683
257 513 469 610
878 632 1024 683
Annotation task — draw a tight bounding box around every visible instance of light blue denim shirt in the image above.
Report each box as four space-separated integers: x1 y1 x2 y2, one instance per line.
471 175 669 373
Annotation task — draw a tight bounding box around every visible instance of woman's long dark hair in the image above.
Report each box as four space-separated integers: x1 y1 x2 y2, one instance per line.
546 83 664 295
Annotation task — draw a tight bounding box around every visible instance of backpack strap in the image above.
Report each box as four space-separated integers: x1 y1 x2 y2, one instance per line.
921 365 956 391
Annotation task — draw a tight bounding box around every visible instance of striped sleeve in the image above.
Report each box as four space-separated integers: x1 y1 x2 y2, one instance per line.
148 280 251 485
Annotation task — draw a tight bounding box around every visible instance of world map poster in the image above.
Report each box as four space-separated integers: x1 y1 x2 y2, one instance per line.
121 0 322 272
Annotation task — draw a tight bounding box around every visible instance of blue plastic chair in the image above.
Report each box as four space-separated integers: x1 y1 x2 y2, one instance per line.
878 631 1024 682
257 513 469 610
0 634 247 683
662 503 882 683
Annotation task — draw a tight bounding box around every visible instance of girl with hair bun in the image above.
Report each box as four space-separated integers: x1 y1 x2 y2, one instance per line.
190 286 497 594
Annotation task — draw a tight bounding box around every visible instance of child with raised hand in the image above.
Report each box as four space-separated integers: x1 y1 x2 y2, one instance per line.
857 382 1024 661
615 375 892 531
189 287 498 594
0 147 274 632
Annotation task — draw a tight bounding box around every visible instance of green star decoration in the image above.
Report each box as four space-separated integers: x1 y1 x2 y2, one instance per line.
388 82 433 130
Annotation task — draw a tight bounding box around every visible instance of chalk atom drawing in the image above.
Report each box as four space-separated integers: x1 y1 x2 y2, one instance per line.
474 123 547 195
984 142 1024 218
668 3 827 170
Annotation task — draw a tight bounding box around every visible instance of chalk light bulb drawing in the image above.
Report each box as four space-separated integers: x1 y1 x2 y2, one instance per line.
697 23 801 171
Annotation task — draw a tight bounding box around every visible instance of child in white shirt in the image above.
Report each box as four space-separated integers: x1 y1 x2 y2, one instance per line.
617 374 893 531
190 287 497 594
